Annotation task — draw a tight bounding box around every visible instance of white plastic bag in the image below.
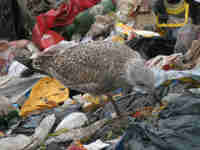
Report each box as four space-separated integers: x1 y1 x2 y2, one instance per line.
55 112 88 131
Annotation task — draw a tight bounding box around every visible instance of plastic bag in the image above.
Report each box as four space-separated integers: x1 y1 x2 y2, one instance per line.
32 0 102 50
126 36 175 59
0 74 45 104
109 93 200 150
0 134 31 150
55 112 88 132
20 77 69 117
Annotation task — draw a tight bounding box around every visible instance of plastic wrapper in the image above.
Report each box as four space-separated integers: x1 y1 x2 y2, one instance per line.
114 23 160 39
114 23 136 40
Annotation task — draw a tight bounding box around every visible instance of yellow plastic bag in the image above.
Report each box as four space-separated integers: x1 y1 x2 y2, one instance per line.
20 77 69 117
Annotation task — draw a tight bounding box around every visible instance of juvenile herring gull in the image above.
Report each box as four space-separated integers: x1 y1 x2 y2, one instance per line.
15 40 157 116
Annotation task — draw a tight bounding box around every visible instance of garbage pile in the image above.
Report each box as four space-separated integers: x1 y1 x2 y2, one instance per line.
1 0 200 150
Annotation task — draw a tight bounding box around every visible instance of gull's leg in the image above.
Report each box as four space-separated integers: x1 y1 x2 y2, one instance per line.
152 91 162 105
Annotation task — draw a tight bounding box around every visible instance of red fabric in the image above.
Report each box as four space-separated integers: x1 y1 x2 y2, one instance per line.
32 0 101 50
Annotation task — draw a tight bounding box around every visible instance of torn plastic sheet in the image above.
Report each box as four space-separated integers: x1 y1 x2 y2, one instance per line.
0 74 46 104
110 93 200 150
152 67 200 88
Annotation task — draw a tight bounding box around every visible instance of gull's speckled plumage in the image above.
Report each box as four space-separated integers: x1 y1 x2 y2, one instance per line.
15 40 157 116
31 40 155 96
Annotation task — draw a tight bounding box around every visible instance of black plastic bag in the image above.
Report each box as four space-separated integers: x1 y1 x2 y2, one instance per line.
109 94 200 150
126 36 175 60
